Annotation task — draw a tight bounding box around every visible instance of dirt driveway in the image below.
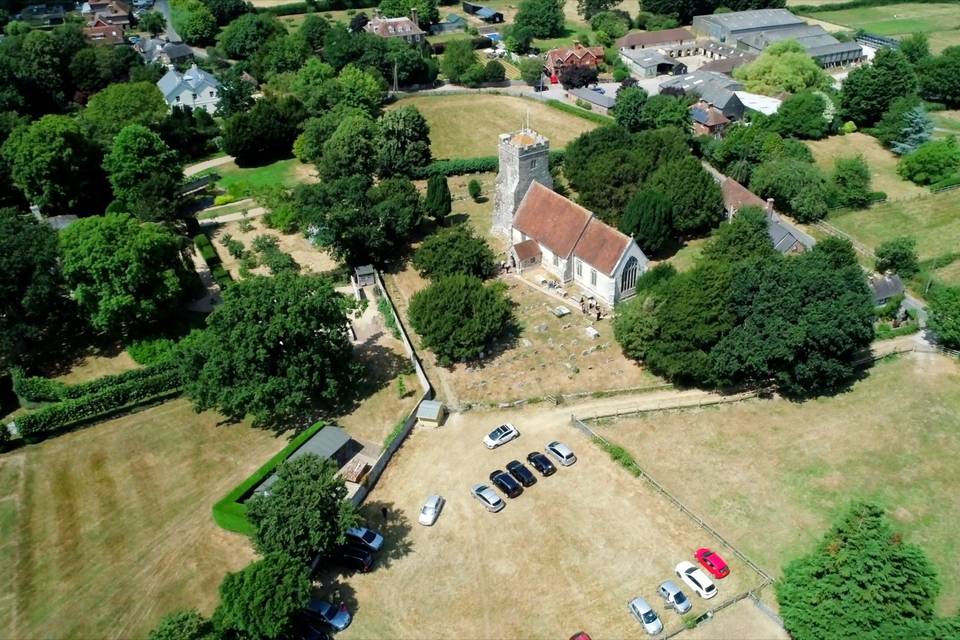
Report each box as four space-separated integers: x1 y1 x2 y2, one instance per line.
325 405 765 639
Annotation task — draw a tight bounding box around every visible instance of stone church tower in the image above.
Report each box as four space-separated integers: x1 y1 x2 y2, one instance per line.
491 129 553 237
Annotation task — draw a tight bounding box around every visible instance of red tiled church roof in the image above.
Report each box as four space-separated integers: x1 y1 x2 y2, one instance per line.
573 218 631 276
513 182 592 258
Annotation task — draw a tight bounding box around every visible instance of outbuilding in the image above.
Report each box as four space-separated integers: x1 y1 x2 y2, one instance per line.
417 400 447 427
355 264 376 287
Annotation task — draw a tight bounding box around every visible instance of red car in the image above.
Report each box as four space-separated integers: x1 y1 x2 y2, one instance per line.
695 548 730 579
569 633 592 640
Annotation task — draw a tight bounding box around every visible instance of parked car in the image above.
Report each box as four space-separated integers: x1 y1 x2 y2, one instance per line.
695 547 730 579
293 617 331 640
546 440 577 466
489 469 523 498
590 85 605 94
483 423 519 449
506 459 537 487
303 599 351 632
657 580 692 614
346 526 383 552
526 451 556 476
627 596 663 635
569 633 592 640
471 483 505 512
676 561 718 599
335 545 374 573
419 494 445 526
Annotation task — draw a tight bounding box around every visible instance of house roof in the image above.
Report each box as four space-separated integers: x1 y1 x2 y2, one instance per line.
734 90 782 115
698 54 756 74
546 43 604 67
619 47 677 69
570 87 616 109
252 426 352 496
722 177 766 212
690 103 729 126
513 238 541 262
417 400 445 421
573 218 631 276
696 8 804 32
513 182 592 259
365 15 424 38
616 27 694 49
157 63 220 101
869 274 905 303
475 6 500 19
84 24 125 44
722 178 814 253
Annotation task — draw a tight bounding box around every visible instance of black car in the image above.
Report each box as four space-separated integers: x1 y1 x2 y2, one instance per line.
505 460 537 487
489 469 523 498
334 544 374 573
526 451 557 476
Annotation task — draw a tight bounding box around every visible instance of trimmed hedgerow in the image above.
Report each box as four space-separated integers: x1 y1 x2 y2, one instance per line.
411 150 566 178
212 421 327 535
12 363 178 404
545 99 614 125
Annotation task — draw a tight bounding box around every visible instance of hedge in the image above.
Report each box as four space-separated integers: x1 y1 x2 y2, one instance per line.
792 0 958 13
15 369 182 442
411 150 566 178
930 174 960 192
545 99 615 125
12 362 179 404
212 421 327 535
259 2 310 14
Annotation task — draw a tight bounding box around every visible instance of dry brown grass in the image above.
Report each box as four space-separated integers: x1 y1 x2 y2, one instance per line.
207 221 337 280
1 399 286 639
54 350 140 385
681 597 789 640
806 133 927 201
592 353 960 615
331 405 765 639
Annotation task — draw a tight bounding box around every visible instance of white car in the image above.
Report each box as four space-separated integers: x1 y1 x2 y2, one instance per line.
471 483 505 512
483 423 519 449
345 527 383 552
545 440 576 466
676 560 718 599
418 494 445 526
627 596 663 635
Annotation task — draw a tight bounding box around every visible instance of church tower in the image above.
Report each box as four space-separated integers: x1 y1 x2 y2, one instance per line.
491 129 553 237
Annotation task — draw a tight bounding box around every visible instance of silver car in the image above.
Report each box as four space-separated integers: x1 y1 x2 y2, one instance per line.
419 494 445 526
657 580 692 614
546 440 576 466
628 596 663 635
471 483 505 512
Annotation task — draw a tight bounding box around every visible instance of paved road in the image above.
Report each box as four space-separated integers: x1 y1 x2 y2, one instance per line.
184 154 235 177
154 0 181 43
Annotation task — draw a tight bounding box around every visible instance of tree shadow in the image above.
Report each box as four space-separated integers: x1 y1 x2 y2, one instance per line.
308 578 359 618
355 499 415 570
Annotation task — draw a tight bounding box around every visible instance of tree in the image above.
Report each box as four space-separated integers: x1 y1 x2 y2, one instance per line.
103 125 183 222
139 10 167 37
82 81 168 147
59 213 190 336
645 156 724 235
613 85 649 132
290 57 338 115
379 0 438 28
468 179 482 201
215 66 256 117
300 13 330 53
832 155 871 209
408 274 514 366
413 224 496 279
638 94 690 131
577 0 617 18
148 610 214 640
335 64 385 117
0 208 71 369
485 60 506 82
513 0 565 38
899 32 931 65
2 115 107 215
928 286 960 349
750 159 832 223
519 56 545 86
872 96 932 154
441 39 477 84
250 33 309 79
773 90 830 139
220 13 286 60
157 105 220 161
318 113 378 180
293 105 366 165
734 40 830 95
424 174 452 224
247 454 357 561
875 236 919 278
620 189 673 254
776 502 940 640
171 0 218 44
701 206 776 265
918 46 960 107
590 10 630 37
202 0 250 25
377 105 431 177
214 553 311 640
180 273 358 426
221 96 305 166
841 47 918 127
897 137 960 185
559 65 598 89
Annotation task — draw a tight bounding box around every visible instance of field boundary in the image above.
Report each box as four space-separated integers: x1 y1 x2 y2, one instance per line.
577 388 762 421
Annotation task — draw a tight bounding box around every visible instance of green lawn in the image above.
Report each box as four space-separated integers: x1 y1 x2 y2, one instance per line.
211 159 305 197
806 133 927 202
931 110 960 138
800 3 960 51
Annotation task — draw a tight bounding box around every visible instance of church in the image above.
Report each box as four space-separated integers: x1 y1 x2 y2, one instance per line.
491 129 649 306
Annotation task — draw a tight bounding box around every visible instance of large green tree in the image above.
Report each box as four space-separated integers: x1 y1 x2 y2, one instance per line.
872 96 933 154
875 236 919 278
139 11 167 37
841 48 918 127
918 46 960 108
734 41 830 95
148 610 215 640
82 81 168 147
897 137 960 185
408 274 514 366
59 213 191 336
441 39 478 84
214 553 311 640
513 0 565 38
773 90 831 139
171 0 218 45
219 13 285 59
179 273 359 427
377 105 432 177
928 285 960 349
221 96 305 166
2 115 107 215
379 0 438 27
247 453 357 561
612 85 649 133
103 124 183 223
638 94 690 131
750 159 832 223
318 113 379 180
620 189 673 254
832 155 871 209
424 174 452 224
644 156 724 235
776 502 940 640
413 224 496 279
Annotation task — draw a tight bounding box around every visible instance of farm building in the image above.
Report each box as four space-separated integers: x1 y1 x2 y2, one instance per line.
462 1 503 22
660 71 745 120
869 274 905 306
619 48 687 78
545 43 604 78
617 27 696 53
567 87 616 115
430 13 466 34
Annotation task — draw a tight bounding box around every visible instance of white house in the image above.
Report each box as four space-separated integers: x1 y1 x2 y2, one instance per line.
157 64 221 114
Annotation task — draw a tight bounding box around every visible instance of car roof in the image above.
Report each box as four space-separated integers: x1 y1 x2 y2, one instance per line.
506 459 522 467
660 580 682 594
676 560 696 572
549 441 572 453
426 494 442 505
630 596 652 611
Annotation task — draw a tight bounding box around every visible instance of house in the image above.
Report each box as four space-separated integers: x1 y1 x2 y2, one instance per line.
462 1 503 23
430 13 466 34
721 178 813 254
18 4 65 25
416 400 447 427
136 38 195 66
568 87 615 115
690 100 729 138
251 426 361 497
493 129 649 306
869 274 905 306
364 10 425 43
659 70 745 120
84 21 125 45
545 43 604 79
619 48 687 78
83 0 132 26
616 27 695 53
157 63 221 113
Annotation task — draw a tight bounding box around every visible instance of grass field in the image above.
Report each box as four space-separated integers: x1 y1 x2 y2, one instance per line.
931 110 960 138
388 94 597 158
801 3 960 51
806 133 927 201
212 159 312 198
592 353 960 615
0 399 285 640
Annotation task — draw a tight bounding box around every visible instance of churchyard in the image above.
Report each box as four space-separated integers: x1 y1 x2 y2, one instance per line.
591 353 960 615
798 2 960 51
205 221 339 279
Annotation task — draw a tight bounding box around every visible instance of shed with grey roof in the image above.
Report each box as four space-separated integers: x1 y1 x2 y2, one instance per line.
619 48 687 78
568 87 616 115
869 274 905 306
416 400 447 427
693 9 804 42
660 71 745 120
251 426 360 497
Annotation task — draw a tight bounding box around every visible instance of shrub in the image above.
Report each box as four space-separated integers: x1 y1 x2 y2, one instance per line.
868 191 888 203
575 98 594 111
897 137 960 185
12 363 178 403
261 248 300 274
264 207 298 233
252 234 280 253
468 179 482 201
214 194 237 206
545 99 613 125
226 239 247 259
127 337 178 365
377 294 401 340
841 121 857 134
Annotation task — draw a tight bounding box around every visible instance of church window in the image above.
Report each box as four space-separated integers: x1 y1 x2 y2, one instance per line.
620 257 638 292
590 269 597 286
576 259 582 277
